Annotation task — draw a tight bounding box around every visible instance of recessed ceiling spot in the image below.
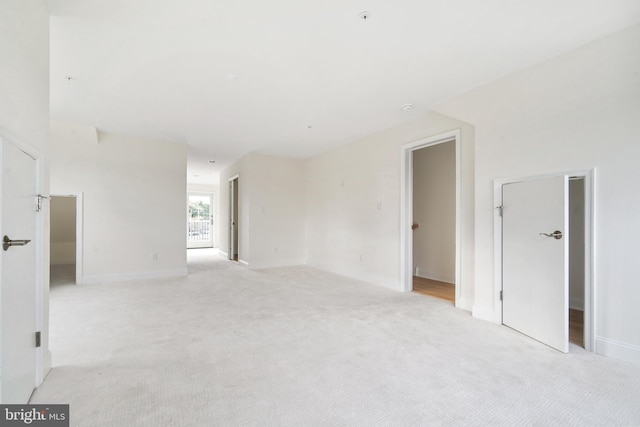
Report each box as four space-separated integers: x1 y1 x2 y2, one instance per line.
65 76 73 81
402 103 415 111
226 73 239 80
209 160 216 163
359 11 371 21
193 174 200 177
307 125 312 129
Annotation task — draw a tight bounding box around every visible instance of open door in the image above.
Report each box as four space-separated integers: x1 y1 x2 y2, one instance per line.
1 141 38 403
502 176 569 353
228 177 238 262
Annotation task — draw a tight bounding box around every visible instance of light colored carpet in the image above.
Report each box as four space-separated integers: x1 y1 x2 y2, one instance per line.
32 249 640 426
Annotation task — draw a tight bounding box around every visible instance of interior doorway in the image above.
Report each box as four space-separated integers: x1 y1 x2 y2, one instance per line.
411 141 456 304
49 195 81 286
568 177 586 348
187 193 214 249
495 171 593 353
400 130 461 304
228 176 239 262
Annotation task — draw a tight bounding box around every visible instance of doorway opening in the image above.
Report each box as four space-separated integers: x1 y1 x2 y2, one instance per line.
187 193 213 249
400 130 461 304
411 141 456 304
49 195 82 286
495 171 593 353
228 176 239 262
568 177 586 348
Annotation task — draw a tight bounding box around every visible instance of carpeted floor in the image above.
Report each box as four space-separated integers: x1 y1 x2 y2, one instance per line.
33 249 640 426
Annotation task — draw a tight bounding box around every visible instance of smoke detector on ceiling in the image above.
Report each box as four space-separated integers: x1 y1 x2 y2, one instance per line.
359 11 371 21
401 104 415 111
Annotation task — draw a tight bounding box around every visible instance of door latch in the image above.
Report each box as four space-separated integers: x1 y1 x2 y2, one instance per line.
3 235 32 251
539 230 563 240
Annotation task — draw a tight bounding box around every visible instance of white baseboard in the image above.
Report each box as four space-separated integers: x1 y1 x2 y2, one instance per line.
472 305 495 322
595 336 640 366
455 297 473 313
239 259 249 267
415 269 454 284
218 250 228 257
82 268 188 285
569 297 585 311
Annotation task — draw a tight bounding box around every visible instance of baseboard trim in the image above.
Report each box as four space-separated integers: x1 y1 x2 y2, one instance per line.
219 250 229 257
472 305 494 323
239 260 249 267
569 297 585 311
82 268 188 285
595 336 640 366
455 298 473 313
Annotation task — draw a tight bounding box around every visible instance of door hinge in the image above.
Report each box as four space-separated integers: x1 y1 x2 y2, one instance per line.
36 194 50 212
35 331 41 348
500 290 503 301
497 206 503 217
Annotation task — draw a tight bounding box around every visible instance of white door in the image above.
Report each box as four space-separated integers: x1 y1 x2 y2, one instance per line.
1 141 38 403
502 176 569 353
187 193 213 249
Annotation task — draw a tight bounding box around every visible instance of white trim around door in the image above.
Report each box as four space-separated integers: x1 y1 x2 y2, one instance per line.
400 129 462 305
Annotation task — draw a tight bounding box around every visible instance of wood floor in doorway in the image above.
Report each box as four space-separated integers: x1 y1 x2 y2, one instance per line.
412 276 454 303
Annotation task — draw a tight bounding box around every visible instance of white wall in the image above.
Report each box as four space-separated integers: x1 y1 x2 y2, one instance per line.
50 196 76 265
412 141 456 283
50 121 188 283
304 112 475 310
0 0 51 382
219 153 306 269
436 24 640 363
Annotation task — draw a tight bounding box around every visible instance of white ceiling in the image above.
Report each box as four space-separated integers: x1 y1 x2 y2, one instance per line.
47 0 640 184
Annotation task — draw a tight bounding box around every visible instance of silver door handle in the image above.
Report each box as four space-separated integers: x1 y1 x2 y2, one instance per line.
539 230 563 240
3 235 32 251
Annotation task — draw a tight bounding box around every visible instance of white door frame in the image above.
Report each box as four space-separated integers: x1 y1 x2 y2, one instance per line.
0 134 46 394
400 129 461 303
493 169 596 351
50 193 84 285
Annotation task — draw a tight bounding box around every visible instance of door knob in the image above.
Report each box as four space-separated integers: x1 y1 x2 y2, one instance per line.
539 230 563 240
3 235 32 251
